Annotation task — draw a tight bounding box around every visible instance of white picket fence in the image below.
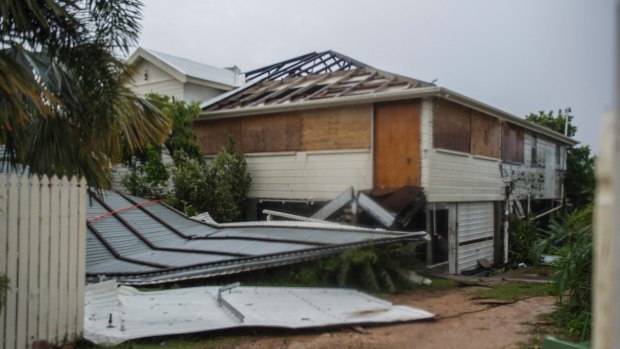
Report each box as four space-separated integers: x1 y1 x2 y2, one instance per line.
0 174 87 349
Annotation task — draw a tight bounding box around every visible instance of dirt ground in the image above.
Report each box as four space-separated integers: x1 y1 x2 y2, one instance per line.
225 285 556 349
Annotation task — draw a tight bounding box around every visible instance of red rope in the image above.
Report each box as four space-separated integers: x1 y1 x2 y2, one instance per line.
87 199 161 222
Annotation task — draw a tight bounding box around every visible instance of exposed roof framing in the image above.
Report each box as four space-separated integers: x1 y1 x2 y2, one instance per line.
244 50 371 82
203 64 430 112
200 50 431 112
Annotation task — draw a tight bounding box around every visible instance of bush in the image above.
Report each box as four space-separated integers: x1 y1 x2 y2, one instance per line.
122 144 169 198
508 214 541 265
208 242 424 294
167 139 251 222
538 205 593 340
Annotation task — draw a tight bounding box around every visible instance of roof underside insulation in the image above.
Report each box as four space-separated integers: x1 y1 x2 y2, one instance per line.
86 191 428 285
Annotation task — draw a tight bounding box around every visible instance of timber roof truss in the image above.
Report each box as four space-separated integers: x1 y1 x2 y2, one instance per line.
202 50 432 112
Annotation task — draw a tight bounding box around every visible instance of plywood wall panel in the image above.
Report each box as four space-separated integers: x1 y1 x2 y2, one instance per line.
301 104 371 151
240 114 302 153
374 100 421 189
433 100 471 153
471 111 500 158
501 122 524 163
195 105 371 155
195 118 242 154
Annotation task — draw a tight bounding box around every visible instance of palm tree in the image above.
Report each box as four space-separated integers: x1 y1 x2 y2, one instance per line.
0 0 170 188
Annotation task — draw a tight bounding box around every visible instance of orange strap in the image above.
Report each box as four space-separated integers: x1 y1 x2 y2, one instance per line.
87 199 161 222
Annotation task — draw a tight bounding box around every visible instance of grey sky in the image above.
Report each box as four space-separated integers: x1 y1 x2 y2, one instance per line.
136 0 615 151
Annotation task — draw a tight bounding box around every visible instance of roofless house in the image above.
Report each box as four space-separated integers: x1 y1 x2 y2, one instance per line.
194 51 577 273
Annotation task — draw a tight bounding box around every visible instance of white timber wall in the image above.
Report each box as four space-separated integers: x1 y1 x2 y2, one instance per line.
244 149 372 201
127 60 184 101
425 150 504 202
0 175 87 349
420 99 504 203
501 133 562 200
184 83 225 103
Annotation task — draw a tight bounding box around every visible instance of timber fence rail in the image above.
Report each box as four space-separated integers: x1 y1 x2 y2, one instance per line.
0 174 87 349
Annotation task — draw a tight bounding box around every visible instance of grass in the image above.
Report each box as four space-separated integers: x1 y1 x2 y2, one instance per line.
470 281 553 302
424 277 459 290
515 313 563 349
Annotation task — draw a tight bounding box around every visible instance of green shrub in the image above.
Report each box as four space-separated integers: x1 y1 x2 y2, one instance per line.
208 243 424 294
538 205 593 340
203 139 251 222
166 139 251 222
122 144 170 198
509 214 541 265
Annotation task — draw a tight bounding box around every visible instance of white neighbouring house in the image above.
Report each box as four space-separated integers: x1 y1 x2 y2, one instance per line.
125 47 245 103
112 48 246 190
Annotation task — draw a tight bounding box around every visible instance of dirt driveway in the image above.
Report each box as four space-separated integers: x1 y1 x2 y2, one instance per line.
227 285 556 349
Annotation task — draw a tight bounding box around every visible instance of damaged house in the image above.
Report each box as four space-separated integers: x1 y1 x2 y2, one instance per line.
193 50 578 273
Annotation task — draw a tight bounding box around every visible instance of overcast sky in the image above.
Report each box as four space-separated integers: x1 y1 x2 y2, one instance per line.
136 0 615 152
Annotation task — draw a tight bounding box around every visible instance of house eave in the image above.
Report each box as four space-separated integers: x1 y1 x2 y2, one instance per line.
437 87 579 146
186 77 235 91
198 85 578 146
197 86 441 120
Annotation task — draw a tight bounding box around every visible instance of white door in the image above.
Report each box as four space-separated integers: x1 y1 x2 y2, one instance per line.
456 202 495 272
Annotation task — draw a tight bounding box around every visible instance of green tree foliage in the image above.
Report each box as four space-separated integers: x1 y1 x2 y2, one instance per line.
508 214 541 264
122 94 202 198
0 0 171 188
167 139 251 222
208 243 424 294
145 93 203 162
120 92 252 222
537 205 593 340
565 145 595 209
526 108 595 209
526 108 576 137
122 144 169 198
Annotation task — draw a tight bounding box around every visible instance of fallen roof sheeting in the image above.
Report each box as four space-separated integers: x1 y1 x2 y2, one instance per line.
84 280 434 346
86 191 428 285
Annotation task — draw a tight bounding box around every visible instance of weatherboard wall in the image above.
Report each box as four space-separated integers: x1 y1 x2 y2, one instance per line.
420 98 504 203
184 83 224 103
127 60 185 101
243 149 372 200
501 132 563 200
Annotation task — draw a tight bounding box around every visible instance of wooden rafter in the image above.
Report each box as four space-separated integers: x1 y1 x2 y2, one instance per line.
202 50 434 112
244 50 370 83
334 72 377 98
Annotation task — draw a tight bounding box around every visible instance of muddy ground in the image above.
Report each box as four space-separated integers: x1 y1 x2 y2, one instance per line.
218 283 556 349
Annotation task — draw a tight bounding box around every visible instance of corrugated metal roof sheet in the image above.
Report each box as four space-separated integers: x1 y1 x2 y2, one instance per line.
145 49 243 87
84 280 434 346
86 191 428 285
